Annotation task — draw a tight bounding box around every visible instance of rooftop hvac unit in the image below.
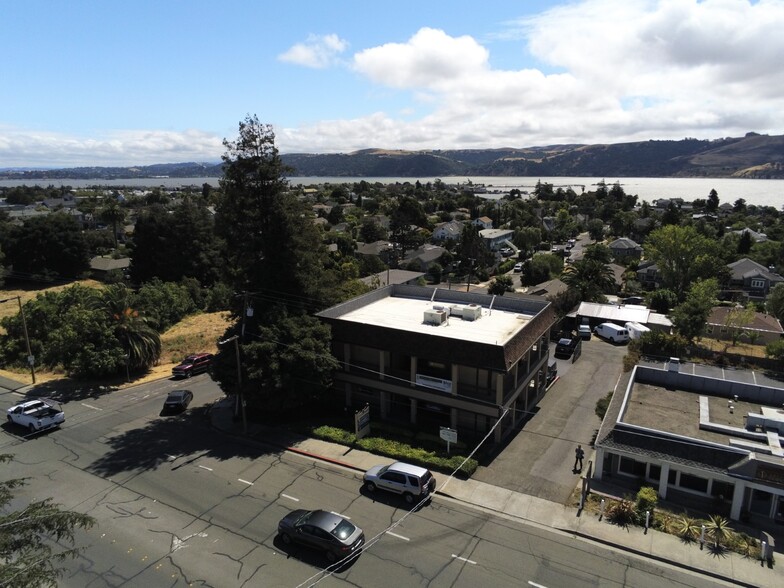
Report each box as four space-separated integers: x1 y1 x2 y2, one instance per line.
462 304 482 321
423 309 447 326
448 304 464 318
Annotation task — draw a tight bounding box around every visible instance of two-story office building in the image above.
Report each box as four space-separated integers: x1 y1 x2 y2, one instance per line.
317 285 556 445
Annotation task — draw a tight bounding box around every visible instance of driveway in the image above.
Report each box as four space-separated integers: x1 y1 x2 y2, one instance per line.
471 337 628 504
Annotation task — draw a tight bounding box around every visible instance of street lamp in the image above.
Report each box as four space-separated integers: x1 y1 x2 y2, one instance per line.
218 335 247 434
0 296 36 384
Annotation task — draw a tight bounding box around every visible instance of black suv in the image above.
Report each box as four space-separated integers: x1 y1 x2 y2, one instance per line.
554 336 580 359
172 353 214 378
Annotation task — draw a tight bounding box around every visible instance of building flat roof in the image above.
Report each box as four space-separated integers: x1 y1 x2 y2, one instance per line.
337 293 532 346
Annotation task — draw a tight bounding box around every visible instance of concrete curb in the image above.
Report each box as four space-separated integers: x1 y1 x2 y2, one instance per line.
563 528 757 588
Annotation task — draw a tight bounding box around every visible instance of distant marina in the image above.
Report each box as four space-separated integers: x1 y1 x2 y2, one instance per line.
0 175 781 208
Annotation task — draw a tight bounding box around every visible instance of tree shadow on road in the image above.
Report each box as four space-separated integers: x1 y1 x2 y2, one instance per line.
86 404 284 478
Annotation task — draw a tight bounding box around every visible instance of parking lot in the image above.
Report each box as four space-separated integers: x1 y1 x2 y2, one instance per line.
471 336 628 504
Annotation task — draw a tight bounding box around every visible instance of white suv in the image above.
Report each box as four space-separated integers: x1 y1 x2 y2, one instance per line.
363 462 437 504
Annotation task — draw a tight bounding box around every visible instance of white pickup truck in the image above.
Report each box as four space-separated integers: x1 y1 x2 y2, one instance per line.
6 399 65 433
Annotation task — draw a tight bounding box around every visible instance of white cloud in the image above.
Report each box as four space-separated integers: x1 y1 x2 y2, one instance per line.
0 126 223 167
280 1 784 152
278 33 348 69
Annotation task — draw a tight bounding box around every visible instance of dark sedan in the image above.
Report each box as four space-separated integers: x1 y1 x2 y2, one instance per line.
163 390 193 412
277 509 364 564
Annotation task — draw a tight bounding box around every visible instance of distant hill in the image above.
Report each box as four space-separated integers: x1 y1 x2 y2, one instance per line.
2 133 783 180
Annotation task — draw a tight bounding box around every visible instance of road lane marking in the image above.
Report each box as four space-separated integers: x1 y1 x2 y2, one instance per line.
238 478 253 486
451 554 476 565
528 582 549 588
331 511 350 519
280 493 300 502
198 465 213 471
81 403 103 411
385 531 409 541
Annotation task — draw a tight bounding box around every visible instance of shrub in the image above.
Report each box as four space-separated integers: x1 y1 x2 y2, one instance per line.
673 515 701 542
635 486 658 516
595 391 613 420
606 498 637 527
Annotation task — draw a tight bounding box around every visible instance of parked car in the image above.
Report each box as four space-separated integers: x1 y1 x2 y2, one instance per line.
171 353 214 378
546 358 558 385
6 399 64 434
593 322 630 343
363 462 437 504
277 509 365 563
578 324 592 340
513 262 523 273
554 336 580 358
500 247 513 257
163 389 193 412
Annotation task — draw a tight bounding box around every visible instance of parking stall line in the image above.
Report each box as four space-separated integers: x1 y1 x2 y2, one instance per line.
280 493 300 502
385 531 409 541
238 478 253 486
198 465 213 472
451 554 476 565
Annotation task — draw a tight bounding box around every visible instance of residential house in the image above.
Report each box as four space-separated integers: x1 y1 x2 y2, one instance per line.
356 240 394 265
479 228 514 251
704 306 784 346
571 301 672 333
725 258 784 302
316 284 557 444
432 220 464 242
89 256 130 281
608 238 643 262
359 269 425 288
401 244 446 273
636 261 661 290
472 216 493 230
594 363 784 525
733 228 768 243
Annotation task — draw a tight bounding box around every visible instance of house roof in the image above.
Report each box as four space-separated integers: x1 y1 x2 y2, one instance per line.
707 306 784 335
479 228 514 240
727 258 784 283
527 278 568 298
403 244 445 265
573 301 672 327
356 240 393 256
608 238 642 250
90 256 130 272
359 269 425 287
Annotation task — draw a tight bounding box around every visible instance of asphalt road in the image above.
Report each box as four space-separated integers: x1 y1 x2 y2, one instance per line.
1 375 731 587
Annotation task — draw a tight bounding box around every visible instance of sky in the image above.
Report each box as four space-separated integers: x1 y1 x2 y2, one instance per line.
1 0 783 168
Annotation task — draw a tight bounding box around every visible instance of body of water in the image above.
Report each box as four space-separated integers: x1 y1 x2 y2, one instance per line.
0 175 782 209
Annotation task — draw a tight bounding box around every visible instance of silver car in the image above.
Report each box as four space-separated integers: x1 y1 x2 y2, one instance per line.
363 462 437 504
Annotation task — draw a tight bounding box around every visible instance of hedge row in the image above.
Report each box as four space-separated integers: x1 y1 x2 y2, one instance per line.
311 425 479 477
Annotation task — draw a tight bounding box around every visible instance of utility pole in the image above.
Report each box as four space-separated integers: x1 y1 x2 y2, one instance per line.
218 335 247 434
0 296 35 384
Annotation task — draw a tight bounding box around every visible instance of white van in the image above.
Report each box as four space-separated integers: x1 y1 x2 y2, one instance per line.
625 321 650 340
593 322 630 343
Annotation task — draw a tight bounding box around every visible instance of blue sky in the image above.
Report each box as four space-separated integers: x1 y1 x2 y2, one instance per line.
1 0 782 167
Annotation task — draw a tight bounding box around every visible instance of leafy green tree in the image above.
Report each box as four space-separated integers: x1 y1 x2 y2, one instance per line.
3 214 90 280
644 225 722 300
648 289 678 314
587 219 605 241
520 255 561 286
455 224 493 274
583 243 612 263
216 115 332 311
765 339 784 361
0 454 95 588
359 218 388 243
670 278 719 341
134 278 199 332
766 283 784 321
706 189 719 213
488 274 513 295
512 227 541 257
737 230 752 254
562 258 616 302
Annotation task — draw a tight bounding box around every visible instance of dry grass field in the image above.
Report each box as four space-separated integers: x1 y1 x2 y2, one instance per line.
0 280 234 389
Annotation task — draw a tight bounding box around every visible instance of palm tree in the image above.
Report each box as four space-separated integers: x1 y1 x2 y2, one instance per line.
705 514 735 549
561 258 616 302
99 196 127 248
93 284 161 370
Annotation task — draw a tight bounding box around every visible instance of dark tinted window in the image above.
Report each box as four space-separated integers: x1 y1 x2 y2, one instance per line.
381 472 406 484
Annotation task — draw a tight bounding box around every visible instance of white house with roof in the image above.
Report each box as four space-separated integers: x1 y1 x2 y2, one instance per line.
432 220 464 242
472 216 493 230
479 228 514 251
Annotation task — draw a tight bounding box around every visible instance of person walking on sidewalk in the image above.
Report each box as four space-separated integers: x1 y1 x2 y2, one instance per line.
573 444 585 472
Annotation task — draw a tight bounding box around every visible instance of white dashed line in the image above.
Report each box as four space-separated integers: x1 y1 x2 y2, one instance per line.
238 478 253 486
280 493 300 502
331 511 350 519
198 465 213 471
528 582 549 588
385 531 409 541
451 554 476 565
81 403 103 411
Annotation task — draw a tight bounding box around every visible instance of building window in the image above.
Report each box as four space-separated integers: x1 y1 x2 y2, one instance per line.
711 481 734 501
678 473 709 494
751 279 765 289
668 469 677 485
648 464 661 481
618 456 646 477
706 325 714 334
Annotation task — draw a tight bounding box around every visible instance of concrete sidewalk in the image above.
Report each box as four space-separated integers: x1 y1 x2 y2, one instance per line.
209 400 781 588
